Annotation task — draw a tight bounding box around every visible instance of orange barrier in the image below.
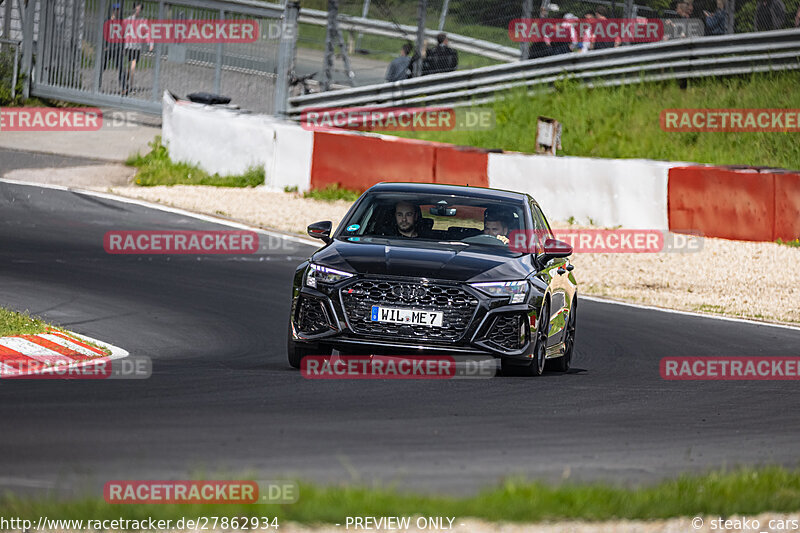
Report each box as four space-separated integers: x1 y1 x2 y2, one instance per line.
310 131 489 192
310 132 436 191
774 172 800 241
433 145 489 187
668 167 775 241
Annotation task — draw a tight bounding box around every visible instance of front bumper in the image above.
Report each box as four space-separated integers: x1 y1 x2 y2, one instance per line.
290 275 542 358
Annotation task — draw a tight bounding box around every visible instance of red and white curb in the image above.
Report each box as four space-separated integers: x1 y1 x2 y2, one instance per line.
0 330 129 378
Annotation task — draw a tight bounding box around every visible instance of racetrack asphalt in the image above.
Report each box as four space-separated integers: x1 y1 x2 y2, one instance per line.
1 178 799 497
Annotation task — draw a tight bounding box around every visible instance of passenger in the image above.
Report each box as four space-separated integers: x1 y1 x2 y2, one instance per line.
483 208 512 244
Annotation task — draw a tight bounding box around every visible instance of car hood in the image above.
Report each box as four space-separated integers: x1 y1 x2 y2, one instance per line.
312 239 532 282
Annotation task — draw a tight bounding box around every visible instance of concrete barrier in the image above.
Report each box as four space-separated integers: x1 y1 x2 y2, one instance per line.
668 167 774 241
488 152 672 229
162 98 798 242
774 172 800 241
310 131 437 191
162 93 276 178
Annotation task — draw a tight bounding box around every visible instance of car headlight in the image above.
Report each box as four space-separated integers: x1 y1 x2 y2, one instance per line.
470 280 529 304
305 263 354 288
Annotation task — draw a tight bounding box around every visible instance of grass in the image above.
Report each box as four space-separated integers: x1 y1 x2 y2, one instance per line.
394 71 800 169
3 467 800 523
776 238 800 247
0 307 110 355
126 137 265 187
302 183 362 202
0 307 51 337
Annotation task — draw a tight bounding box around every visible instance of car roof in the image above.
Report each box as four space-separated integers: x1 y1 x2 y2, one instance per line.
366 182 533 203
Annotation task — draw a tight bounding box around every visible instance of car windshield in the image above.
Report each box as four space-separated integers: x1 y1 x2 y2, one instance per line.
336 192 527 254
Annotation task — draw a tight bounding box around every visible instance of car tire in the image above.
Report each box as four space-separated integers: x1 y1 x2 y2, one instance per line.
550 298 576 373
287 320 331 369
501 300 549 377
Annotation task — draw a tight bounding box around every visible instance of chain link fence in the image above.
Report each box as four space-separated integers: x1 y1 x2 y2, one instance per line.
298 0 800 79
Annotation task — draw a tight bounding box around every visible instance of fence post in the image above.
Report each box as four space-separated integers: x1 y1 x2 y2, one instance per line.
726 0 736 33
274 0 299 116
11 40 19 98
152 0 164 101
20 0 34 99
624 0 634 19
521 0 533 60
2 0 12 45
413 0 426 77
355 0 370 50
93 0 108 93
438 0 450 31
214 9 224 94
323 0 337 91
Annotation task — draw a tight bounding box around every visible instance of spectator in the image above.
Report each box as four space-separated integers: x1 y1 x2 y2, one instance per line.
754 0 787 30
664 1 693 39
704 0 728 34
421 33 458 75
120 3 153 95
796 3 800 26
593 6 617 49
580 12 595 52
550 13 580 55
385 43 413 82
528 6 554 59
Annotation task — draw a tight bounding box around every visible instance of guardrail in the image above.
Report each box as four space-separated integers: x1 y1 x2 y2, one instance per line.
288 29 800 115
297 9 520 62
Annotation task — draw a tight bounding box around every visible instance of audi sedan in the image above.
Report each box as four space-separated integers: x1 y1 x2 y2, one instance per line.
287 182 578 376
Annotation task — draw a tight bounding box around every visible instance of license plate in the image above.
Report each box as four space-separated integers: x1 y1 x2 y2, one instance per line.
370 306 443 327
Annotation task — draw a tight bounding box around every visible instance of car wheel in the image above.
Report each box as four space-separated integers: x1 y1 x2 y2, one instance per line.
501 300 549 377
551 299 576 372
287 320 331 369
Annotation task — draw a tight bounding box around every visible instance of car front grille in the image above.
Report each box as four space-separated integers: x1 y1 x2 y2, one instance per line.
486 314 526 351
340 279 479 343
296 297 332 336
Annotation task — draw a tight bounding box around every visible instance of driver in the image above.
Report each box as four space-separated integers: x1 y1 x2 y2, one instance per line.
393 201 423 238
483 207 512 244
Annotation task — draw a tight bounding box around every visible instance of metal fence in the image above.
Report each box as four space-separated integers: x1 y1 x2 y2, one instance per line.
27 0 286 114
13 0 800 115
295 0 800 71
287 28 800 115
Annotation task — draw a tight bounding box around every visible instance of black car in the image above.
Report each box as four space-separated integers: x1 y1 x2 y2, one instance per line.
287 182 578 376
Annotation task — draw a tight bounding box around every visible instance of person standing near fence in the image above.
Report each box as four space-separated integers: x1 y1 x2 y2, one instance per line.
703 0 728 35
754 0 786 30
421 33 458 75
120 3 153 95
385 43 413 82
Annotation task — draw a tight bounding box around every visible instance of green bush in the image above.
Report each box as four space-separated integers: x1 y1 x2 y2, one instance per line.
0 47 24 106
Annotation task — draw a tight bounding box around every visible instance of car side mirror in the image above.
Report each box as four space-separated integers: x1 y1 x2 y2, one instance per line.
307 221 332 243
539 238 573 263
